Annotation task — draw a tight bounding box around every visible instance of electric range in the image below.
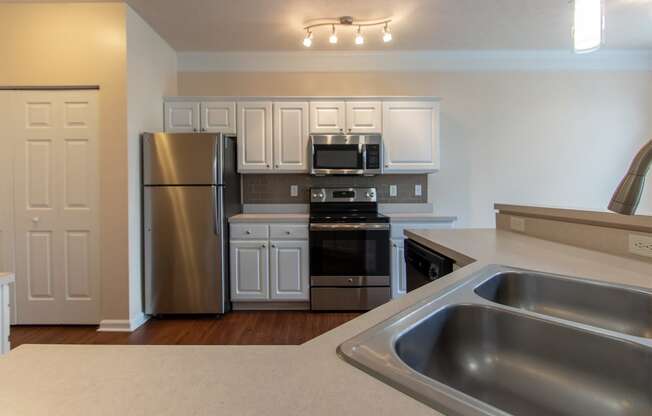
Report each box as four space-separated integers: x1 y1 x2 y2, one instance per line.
309 187 392 311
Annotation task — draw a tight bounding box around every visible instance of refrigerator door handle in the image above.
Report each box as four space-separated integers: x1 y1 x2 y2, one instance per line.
212 186 219 236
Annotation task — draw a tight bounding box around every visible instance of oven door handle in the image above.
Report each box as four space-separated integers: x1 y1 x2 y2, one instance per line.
310 223 390 231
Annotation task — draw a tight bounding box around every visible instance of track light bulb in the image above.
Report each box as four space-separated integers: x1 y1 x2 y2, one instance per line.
303 30 313 47
329 25 338 44
382 23 392 43
355 26 364 45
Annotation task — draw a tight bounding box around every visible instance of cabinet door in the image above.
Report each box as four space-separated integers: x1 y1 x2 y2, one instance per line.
201 101 236 134
391 239 407 298
309 101 346 134
237 102 273 172
382 101 440 173
273 102 309 172
164 101 200 133
269 240 309 301
230 240 269 300
346 101 382 134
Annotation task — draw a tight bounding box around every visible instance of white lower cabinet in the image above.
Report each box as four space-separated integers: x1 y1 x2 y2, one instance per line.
270 240 309 300
230 240 269 300
390 239 407 298
230 223 309 303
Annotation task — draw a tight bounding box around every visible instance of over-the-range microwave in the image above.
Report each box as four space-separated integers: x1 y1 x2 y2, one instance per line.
310 134 382 176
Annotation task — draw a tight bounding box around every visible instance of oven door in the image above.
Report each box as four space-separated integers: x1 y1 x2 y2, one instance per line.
311 144 364 175
309 223 390 281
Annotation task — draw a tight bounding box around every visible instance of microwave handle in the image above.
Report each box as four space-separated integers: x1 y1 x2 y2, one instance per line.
361 143 366 170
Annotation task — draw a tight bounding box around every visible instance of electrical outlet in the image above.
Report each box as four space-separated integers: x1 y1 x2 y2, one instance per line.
290 185 298 197
510 216 526 232
415 184 422 196
389 185 397 197
629 234 652 258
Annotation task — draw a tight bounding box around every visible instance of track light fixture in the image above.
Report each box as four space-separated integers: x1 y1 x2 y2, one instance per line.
302 16 392 47
382 22 392 43
303 29 313 47
329 25 338 44
355 26 364 45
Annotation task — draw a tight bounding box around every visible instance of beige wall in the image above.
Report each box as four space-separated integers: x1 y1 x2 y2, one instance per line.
0 3 130 321
126 6 177 322
179 71 652 226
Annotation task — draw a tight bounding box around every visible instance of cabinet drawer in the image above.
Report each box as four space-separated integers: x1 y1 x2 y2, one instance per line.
269 224 309 240
231 224 269 240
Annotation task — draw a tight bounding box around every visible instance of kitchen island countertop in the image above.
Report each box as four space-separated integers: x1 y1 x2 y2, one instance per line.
0 229 650 416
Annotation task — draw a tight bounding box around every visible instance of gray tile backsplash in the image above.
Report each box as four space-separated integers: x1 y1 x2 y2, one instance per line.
243 174 428 204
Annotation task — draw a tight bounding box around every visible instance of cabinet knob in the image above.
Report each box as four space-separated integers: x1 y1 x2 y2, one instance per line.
271 244 276 248
275 164 279 168
347 278 354 283
267 164 270 168
348 128 352 132
285 231 291 235
193 128 197 132
201 128 206 132
32 217 39 223
245 230 251 234
393 243 397 248
339 128 344 132
262 244 266 248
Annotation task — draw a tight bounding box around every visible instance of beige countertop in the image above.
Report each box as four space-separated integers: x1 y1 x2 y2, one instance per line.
1 229 650 415
0 273 14 285
228 212 457 224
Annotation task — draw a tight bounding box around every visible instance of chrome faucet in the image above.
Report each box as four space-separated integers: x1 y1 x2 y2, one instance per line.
608 139 652 215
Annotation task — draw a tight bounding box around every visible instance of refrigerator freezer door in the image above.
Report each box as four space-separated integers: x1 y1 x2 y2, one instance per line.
144 186 225 314
143 133 219 185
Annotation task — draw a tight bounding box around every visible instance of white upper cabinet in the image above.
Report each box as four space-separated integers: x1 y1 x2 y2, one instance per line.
165 101 236 134
346 101 382 134
164 101 200 133
273 102 309 172
201 101 236 134
309 101 346 134
382 101 440 173
237 101 273 172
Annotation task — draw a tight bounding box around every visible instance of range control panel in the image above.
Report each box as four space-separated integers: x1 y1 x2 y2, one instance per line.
310 187 377 203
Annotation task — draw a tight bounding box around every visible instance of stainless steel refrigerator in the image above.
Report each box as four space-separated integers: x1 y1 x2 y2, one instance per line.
142 133 240 314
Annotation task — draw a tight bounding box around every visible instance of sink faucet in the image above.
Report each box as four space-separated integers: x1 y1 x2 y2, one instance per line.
608 139 652 215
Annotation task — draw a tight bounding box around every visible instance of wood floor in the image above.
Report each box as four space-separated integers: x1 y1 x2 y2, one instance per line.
9 311 361 349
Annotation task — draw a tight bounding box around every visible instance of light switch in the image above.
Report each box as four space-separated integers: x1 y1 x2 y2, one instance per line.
415 184 422 196
290 185 298 197
389 185 397 197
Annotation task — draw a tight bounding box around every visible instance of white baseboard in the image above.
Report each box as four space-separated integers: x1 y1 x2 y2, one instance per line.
98 313 149 332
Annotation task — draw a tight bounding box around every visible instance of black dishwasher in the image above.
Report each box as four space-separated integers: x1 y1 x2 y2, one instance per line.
405 239 454 292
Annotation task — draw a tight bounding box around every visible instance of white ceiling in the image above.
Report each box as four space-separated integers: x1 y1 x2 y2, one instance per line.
124 0 652 51
6 0 652 51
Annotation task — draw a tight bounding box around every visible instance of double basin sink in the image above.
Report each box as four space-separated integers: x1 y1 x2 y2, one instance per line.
338 265 652 416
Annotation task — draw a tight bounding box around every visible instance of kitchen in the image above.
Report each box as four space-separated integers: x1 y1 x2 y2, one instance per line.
0 1 651 415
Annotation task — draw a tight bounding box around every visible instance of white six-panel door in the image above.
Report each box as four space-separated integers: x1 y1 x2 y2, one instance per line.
12 91 100 324
0 93 15 323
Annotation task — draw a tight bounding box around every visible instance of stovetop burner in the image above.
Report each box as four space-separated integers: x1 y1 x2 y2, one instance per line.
309 187 388 224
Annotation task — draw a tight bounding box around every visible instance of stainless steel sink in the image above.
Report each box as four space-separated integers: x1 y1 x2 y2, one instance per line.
338 265 652 416
475 270 652 338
